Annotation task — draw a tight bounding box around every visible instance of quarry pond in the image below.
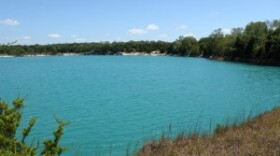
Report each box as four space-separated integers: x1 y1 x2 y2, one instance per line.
0 56 280 155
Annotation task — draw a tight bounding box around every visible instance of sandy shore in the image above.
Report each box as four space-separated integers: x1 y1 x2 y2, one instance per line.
60 53 81 56
0 55 14 57
0 51 166 57
24 54 49 57
0 53 82 57
121 51 166 56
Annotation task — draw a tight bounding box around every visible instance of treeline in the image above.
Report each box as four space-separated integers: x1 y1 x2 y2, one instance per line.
0 41 172 56
1 20 280 64
199 20 280 63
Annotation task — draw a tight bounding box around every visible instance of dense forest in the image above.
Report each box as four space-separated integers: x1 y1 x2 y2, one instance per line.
1 20 280 65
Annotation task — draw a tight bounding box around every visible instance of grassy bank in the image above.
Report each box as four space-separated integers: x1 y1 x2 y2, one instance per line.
136 107 280 156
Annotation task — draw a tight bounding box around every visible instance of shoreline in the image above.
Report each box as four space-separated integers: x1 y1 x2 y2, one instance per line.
0 51 167 57
0 53 82 58
0 55 14 58
120 51 166 56
207 55 280 66
137 106 280 155
1 52 280 66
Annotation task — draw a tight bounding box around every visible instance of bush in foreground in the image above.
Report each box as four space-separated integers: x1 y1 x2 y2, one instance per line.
0 98 68 156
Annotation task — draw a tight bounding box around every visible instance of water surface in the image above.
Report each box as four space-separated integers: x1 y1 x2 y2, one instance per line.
0 56 280 155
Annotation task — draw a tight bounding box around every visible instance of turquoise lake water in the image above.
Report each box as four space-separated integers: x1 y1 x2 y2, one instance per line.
0 56 280 155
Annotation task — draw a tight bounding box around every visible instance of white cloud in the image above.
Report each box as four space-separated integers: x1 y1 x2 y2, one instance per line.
22 36 31 40
0 19 20 26
146 24 159 30
129 23 159 35
184 33 196 38
48 33 61 39
176 24 187 30
128 28 148 35
222 28 231 35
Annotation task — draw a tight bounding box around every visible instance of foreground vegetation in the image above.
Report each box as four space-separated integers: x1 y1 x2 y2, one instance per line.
1 19 280 65
0 98 68 156
136 107 280 156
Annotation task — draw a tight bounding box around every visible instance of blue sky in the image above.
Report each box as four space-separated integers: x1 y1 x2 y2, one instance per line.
0 0 279 45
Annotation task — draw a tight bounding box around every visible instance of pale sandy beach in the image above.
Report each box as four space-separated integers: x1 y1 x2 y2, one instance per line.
0 55 14 58
121 51 166 56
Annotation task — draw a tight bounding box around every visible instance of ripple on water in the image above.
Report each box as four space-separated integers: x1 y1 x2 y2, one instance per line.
0 56 280 155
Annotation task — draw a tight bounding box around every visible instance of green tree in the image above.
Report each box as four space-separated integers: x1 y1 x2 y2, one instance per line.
243 22 268 58
181 36 199 56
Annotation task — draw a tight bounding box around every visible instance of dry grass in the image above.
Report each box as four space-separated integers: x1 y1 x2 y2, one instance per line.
136 107 280 156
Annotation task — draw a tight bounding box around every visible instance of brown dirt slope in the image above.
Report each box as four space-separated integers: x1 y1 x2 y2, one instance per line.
136 107 280 156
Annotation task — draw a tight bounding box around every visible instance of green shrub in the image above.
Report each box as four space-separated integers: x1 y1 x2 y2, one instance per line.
0 98 68 156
